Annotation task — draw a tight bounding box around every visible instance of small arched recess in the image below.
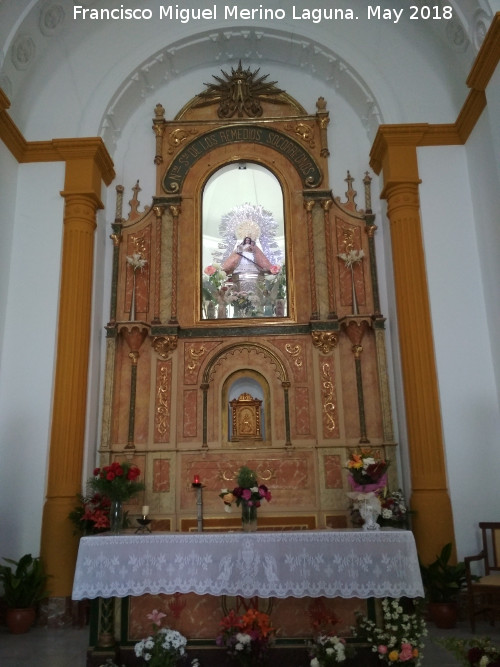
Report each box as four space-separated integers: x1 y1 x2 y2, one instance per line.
222 370 271 446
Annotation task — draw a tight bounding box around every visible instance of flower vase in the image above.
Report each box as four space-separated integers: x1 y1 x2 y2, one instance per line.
217 302 227 319
206 301 216 319
241 503 257 532
358 494 380 531
109 499 124 534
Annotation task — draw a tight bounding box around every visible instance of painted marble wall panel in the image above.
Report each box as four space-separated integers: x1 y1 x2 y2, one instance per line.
273 338 308 383
179 452 316 512
335 220 367 313
294 386 312 436
125 225 151 319
128 593 366 640
154 360 172 443
133 343 152 445
183 341 220 385
183 389 198 438
323 454 343 489
153 458 170 493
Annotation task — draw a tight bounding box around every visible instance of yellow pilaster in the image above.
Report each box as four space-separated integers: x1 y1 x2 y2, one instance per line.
40 140 114 597
370 134 455 563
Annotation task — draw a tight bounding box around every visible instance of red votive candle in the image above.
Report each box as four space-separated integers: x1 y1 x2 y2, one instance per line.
193 475 200 484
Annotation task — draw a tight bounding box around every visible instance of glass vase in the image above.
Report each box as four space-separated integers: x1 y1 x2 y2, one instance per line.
241 503 258 532
358 494 380 531
109 499 124 534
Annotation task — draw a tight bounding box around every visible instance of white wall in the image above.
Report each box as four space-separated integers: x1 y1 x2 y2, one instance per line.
0 162 64 559
418 145 500 559
0 143 18 358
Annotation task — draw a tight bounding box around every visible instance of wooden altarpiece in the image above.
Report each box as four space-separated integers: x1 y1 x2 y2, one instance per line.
95 62 399 656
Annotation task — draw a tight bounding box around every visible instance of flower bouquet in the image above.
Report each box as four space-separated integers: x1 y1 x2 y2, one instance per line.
346 448 389 530
346 447 389 492
219 465 271 531
354 597 427 665
89 460 144 501
436 636 500 666
88 460 145 533
309 634 353 666
68 493 111 535
216 608 275 666
134 609 199 667
378 488 410 528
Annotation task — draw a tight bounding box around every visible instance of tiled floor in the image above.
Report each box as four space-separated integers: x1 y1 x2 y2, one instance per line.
0 620 499 666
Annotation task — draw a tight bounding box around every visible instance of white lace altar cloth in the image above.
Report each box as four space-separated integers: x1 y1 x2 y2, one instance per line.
71 529 424 601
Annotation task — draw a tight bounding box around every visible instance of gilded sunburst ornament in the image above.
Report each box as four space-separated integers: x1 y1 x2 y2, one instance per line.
194 61 285 118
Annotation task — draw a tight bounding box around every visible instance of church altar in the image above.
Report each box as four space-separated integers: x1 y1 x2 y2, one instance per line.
72 528 424 601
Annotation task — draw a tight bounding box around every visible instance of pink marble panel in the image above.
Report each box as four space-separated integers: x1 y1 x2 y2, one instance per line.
323 454 343 489
273 338 307 382
179 452 316 511
125 227 151 318
128 594 366 640
153 458 170 493
182 389 198 437
335 220 366 309
294 386 311 435
183 341 220 385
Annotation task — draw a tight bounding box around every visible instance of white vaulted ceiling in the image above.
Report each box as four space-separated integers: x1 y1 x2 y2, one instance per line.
0 0 497 150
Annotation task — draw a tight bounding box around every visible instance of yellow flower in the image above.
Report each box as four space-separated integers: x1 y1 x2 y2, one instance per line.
388 650 400 662
347 454 363 469
222 493 235 504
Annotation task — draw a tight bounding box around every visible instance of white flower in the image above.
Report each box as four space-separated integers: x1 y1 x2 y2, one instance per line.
310 659 320 667
126 252 147 271
326 647 334 655
235 643 244 651
144 638 154 650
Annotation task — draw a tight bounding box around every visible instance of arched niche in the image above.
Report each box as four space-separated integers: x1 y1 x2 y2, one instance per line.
222 370 271 446
201 162 287 320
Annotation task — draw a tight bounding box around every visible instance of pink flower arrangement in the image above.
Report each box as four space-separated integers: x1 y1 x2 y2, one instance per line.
219 466 272 512
355 597 427 665
346 447 389 493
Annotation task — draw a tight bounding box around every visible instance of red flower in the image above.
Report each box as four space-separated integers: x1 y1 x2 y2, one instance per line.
106 471 115 481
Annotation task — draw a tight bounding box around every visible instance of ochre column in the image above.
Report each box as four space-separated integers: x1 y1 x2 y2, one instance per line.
371 134 455 563
40 139 114 597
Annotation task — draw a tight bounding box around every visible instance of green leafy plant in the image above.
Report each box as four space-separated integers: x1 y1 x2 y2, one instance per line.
419 542 468 602
0 554 50 608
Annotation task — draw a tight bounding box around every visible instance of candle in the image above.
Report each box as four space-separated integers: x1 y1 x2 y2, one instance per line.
142 505 149 516
193 475 200 485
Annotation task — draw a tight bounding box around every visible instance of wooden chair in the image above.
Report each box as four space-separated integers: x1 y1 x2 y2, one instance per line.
465 522 500 632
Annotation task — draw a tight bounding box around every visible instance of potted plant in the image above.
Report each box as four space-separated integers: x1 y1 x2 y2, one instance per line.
0 554 50 633
419 542 467 628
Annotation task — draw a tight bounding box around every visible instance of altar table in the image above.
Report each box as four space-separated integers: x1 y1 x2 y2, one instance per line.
72 529 424 601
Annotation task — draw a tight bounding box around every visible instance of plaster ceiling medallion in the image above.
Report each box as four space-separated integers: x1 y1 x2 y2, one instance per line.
39 3 65 37
445 16 470 52
11 34 36 71
472 9 490 50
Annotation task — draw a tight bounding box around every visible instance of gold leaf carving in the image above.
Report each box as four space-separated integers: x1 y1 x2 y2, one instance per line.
156 364 170 437
188 345 206 371
153 335 178 360
285 343 303 368
321 361 336 433
311 331 338 355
